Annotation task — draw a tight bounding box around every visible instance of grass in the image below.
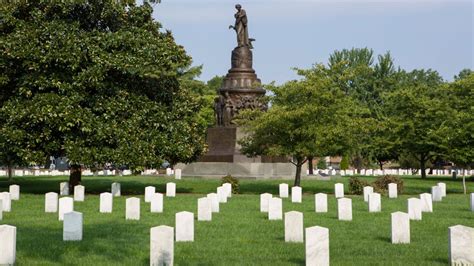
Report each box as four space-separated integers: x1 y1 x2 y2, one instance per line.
0 174 473 265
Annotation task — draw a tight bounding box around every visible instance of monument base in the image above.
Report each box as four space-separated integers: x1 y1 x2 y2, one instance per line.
175 162 296 179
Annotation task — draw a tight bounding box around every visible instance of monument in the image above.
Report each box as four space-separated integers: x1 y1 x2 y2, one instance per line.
178 4 295 178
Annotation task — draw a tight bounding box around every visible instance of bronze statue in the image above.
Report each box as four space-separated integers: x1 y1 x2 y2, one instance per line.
229 4 254 48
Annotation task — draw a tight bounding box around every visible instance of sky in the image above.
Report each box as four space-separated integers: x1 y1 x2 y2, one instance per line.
150 0 473 84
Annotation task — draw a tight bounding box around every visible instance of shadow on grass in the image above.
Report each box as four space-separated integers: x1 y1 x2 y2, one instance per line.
288 257 305 265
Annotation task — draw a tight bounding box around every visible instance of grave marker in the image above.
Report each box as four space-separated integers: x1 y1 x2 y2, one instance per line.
449 225 474 265
391 212 410 244
419 193 433 212
111 182 121 197
363 186 373 202
100 193 113 213
368 193 381 212
145 186 156 203
291 186 302 203
166 183 176 197
337 198 352 221
60 182 69 196
388 183 398 198
45 192 58 213
126 197 140 220
58 197 73 221
207 193 219 213
268 197 282 220
198 197 212 221
285 211 304 243
305 226 329 266
260 193 272 212
279 183 289 198
74 185 85 202
315 193 328 213
63 211 83 241
0 225 16 265
407 198 422 221
150 226 174 266
9 185 19 201
175 211 194 242
335 183 344 198
151 193 164 213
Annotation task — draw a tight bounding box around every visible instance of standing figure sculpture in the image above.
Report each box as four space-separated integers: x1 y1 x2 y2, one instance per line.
229 4 253 48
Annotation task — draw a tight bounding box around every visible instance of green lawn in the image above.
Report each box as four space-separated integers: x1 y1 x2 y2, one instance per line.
0 175 473 265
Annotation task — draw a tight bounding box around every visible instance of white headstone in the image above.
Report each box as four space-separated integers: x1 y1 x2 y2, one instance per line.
100 192 113 213
363 186 373 202
285 211 304 242
74 185 85 202
63 211 83 241
437 182 446 197
0 192 11 212
268 197 282 220
217 186 227 203
279 183 289 198
60 182 69 196
175 211 194 242
432 186 443 202
58 197 73 221
9 185 20 201
45 192 58 213
166 183 176 197
198 197 212 221
126 197 140 220
165 168 173 176
315 193 328 213
368 193 381 212
174 169 182 180
145 186 156 203
207 193 219 213
0 225 16 265
260 193 272 212
388 183 398 198
223 183 232 198
291 186 302 203
419 193 433 212
305 226 329 266
407 198 422 221
471 193 474 212
335 183 344 198
391 211 410 244
337 198 352 221
151 193 164 213
0 200 2 220
150 225 174 266
449 225 474 265
111 182 121 197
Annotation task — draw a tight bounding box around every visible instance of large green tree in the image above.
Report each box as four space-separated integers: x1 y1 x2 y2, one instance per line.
0 1 206 188
239 65 367 186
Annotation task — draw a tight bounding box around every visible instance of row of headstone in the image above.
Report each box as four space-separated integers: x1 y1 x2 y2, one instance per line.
306 168 474 177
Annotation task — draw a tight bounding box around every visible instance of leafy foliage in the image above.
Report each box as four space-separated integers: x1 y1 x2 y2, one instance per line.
372 175 404 194
221 174 240 194
348 176 370 195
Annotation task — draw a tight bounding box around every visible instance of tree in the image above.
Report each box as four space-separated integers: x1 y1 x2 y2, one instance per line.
239 65 367 186
0 1 206 188
384 69 448 178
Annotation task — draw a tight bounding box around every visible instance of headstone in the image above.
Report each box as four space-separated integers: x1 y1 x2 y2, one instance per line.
166 183 176 197
126 197 140 220
150 225 174 266
388 183 398 198
223 183 232 198
151 193 164 213
207 193 220 213
9 185 20 201
174 169 182 180
74 185 85 202
471 193 474 212
419 193 433 212
217 186 227 203
363 186 373 202
198 197 212 221
0 192 11 212
305 226 329 266
315 193 328 213
268 197 283 220
284 211 304 242
0 225 16 265
60 182 69 196
335 183 344 198
175 211 194 242
0 200 2 220
58 197 73 221
165 168 173 176
111 182 121 197
407 198 422 220
100 192 113 213
45 192 58 213
368 193 381 212
437 182 446 197
145 186 156 203
260 193 272 212
291 186 302 203
63 211 83 241
449 225 474 265
432 186 443 202
337 198 352 221
391 212 410 244
279 183 289 198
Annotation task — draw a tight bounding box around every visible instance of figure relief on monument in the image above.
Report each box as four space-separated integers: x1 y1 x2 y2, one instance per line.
215 4 266 127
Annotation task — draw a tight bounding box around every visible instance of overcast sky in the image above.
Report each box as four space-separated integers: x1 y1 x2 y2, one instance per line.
150 0 473 84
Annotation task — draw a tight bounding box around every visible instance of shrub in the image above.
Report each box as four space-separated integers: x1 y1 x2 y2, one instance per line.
221 175 239 194
317 158 327 169
372 175 404 194
348 177 370 195
340 156 349 170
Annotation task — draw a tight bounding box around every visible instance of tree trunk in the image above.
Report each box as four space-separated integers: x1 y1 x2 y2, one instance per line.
419 156 427 179
294 163 302 187
69 164 82 192
308 156 314 175
378 160 384 170
7 164 13 180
